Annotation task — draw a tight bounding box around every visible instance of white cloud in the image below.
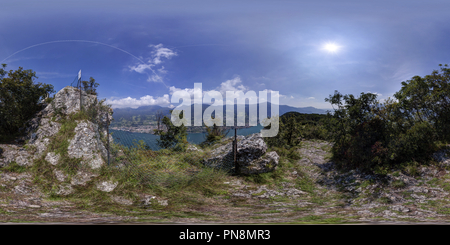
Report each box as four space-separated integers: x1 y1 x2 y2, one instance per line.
167 76 287 106
169 86 202 98
308 97 315 100
150 44 177 64
366 91 382 97
129 63 154 74
128 43 177 84
158 66 167 74
218 76 248 94
105 94 170 109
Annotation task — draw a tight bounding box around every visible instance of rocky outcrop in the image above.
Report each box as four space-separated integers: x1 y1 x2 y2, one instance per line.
28 118 61 159
0 86 117 195
203 133 279 175
0 144 32 166
67 120 109 169
41 86 98 117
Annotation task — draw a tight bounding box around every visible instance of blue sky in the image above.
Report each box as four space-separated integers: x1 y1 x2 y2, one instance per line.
1 0 449 109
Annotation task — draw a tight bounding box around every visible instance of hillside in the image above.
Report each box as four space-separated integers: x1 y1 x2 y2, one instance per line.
3 86 450 224
111 103 328 129
2 137 450 224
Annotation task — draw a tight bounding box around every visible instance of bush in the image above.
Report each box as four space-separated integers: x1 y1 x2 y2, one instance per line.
264 113 303 148
201 123 229 146
0 64 54 135
325 64 449 172
156 115 188 151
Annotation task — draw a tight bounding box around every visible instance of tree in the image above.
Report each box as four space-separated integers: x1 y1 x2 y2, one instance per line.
393 64 450 142
264 114 302 148
153 110 164 135
202 123 230 146
324 65 449 171
81 77 99 95
0 64 55 135
156 113 188 151
281 113 302 146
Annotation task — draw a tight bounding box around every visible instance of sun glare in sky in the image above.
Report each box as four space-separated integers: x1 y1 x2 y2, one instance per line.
323 42 340 53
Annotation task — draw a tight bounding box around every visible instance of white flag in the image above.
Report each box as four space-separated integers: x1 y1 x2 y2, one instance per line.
78 70 81 81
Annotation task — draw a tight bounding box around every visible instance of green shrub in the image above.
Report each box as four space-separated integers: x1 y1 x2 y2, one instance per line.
0 64 55 135
156 115 188 151
325 66 449 172
201 123 229 146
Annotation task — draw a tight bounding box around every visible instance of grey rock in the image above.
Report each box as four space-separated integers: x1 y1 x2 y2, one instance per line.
45 152 60 166
14 182 33 195
70 171 98 186
111 195 133 206
67 120 108 169
411 194 426 200
391 205 410 213
238 151 279 175
433 148 450 166
203 133 279 175
140 195 168 207
141 195 156 206
42 86 96 116
56 184 74 196
0 144 32 166
382 210 398 217
232 192 252 198
249 186 285 198
96 181 118 192
283 188 307 197
157 199 168 206
27 118 61 158
186 145 202 152
357 210 374 215
54 169 67 182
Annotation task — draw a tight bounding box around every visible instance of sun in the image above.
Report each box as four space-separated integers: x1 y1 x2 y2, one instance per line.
323 43 341 53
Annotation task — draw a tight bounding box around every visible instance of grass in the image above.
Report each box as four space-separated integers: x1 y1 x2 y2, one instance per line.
391 179 406 188
296 215 323 221
255 210 283 214
292 214 347 224
14 106 450 223
378 197 392 204
2 161 28 173
437 207 450 215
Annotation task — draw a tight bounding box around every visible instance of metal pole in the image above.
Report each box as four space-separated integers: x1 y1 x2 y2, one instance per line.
107 112 110 166
234 127 238 174
79 77 82 111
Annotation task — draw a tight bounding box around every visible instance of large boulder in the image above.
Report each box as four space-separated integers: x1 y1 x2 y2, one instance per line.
0 144 32 167
203 133 279 175
27 118 61 159
41 86 97 116
67 120 109 169
22 86 113 159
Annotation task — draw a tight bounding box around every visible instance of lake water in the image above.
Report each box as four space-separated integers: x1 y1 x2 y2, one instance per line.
110 124 264 150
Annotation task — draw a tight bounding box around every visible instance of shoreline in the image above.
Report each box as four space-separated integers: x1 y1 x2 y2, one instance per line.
110 125 254 134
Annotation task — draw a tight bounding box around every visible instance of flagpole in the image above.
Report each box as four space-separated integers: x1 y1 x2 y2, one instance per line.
78 70 82 111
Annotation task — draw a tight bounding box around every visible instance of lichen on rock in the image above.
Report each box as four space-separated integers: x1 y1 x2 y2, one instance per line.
67 120 108 169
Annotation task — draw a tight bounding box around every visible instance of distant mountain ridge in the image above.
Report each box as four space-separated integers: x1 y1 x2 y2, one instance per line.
111 103 328 127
